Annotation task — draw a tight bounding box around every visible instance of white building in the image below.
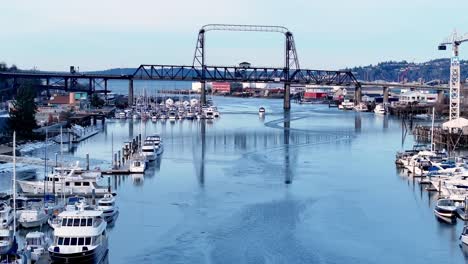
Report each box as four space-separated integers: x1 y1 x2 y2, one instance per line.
399 91 438 104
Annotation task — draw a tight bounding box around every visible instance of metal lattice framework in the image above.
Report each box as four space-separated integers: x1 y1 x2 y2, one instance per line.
192 24 300 70
132 64 357 85
439 30 468 120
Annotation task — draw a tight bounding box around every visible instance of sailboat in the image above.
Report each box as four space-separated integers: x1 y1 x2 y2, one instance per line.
0 131 26 263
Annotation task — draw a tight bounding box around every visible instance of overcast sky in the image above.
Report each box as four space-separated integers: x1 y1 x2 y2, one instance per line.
2 0 468 71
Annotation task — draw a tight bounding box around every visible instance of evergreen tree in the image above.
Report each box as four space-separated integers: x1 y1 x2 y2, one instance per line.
9 80 38 137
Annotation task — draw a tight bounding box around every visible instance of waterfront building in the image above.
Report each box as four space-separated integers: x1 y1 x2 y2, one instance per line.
398 91 438 104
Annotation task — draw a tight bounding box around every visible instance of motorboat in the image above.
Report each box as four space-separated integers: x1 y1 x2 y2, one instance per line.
151 116 158 122
129 155 146 174
461 225 468 245
0 202 14 229
18 198 48 228
17 170 109 195
259 107 266 116
24 231 50 262
204 107 215 119
132 113 140 120
434 199 458 222
354 103 368 112
0 228 14 255
168 111 177 121
141 135 163 161
374 103 386 115
339 99 354 110
185 112 195 120
48 205 108 263
96 194 118 223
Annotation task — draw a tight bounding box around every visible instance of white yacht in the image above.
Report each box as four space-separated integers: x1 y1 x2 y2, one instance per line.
116 111 126 119
0 202 14 229
374 103 386 115
141 135 163 161
339 100 354 110
151 116 158 122
18 198 48 228
96 194 118 222
354 103 368 112
17 171 109 195
24 231 50 262
204 107 215 119
48 206 108 263
129 155 146 174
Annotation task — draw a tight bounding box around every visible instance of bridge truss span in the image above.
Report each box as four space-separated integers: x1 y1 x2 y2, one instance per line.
132 64 357 86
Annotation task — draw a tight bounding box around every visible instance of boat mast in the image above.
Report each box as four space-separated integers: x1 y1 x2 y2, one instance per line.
60 126 63 164
44 127 48 200
12 131 16 237
431 107 435 152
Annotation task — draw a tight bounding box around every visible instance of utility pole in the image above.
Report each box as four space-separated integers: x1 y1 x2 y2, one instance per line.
438 30 468 120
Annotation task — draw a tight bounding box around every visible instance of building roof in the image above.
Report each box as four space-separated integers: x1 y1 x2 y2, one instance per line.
442 118 468 129
48 96 70 105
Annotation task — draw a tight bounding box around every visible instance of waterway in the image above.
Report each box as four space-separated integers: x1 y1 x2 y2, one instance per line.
2 96 468 263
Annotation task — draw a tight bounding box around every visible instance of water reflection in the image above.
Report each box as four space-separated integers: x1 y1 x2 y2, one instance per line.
284 111 292 184
354 114 361 133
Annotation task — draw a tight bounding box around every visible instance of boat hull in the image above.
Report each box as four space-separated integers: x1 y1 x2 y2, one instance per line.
49 245 108 264
17 180 108 195
19 217 48 228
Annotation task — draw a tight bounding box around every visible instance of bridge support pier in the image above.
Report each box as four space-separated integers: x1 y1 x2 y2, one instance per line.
354 85 362 104
383 86 389 104
128 79 134 106
283 82 291 110
437 90 444 104
200 81 206 106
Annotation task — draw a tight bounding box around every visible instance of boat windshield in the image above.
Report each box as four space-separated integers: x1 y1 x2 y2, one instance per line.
26 237 42 245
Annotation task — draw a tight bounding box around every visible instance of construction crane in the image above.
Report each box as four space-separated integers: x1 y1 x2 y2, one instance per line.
438 30 468 120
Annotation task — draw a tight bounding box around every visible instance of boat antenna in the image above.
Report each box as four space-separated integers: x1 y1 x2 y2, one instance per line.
12 131 16 238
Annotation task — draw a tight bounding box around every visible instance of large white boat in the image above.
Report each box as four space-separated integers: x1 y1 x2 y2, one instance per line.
24 231 50 262
354 103 368 112
374 103 387 115
96 194 118 223
18 198 49 228
0 202 14 229
339 100 354 110
129 155 146 174
17 171 109 195
204 107 215 119
48 206 108 263
141 135 163 161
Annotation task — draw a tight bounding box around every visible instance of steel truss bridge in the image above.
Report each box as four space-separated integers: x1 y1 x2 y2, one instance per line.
0 24 448 109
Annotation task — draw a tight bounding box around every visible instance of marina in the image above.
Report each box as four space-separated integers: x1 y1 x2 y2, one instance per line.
1 97 468 263
1 2 468 261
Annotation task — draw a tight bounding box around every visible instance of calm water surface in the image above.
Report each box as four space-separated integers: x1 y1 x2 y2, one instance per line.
5 96 468 263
